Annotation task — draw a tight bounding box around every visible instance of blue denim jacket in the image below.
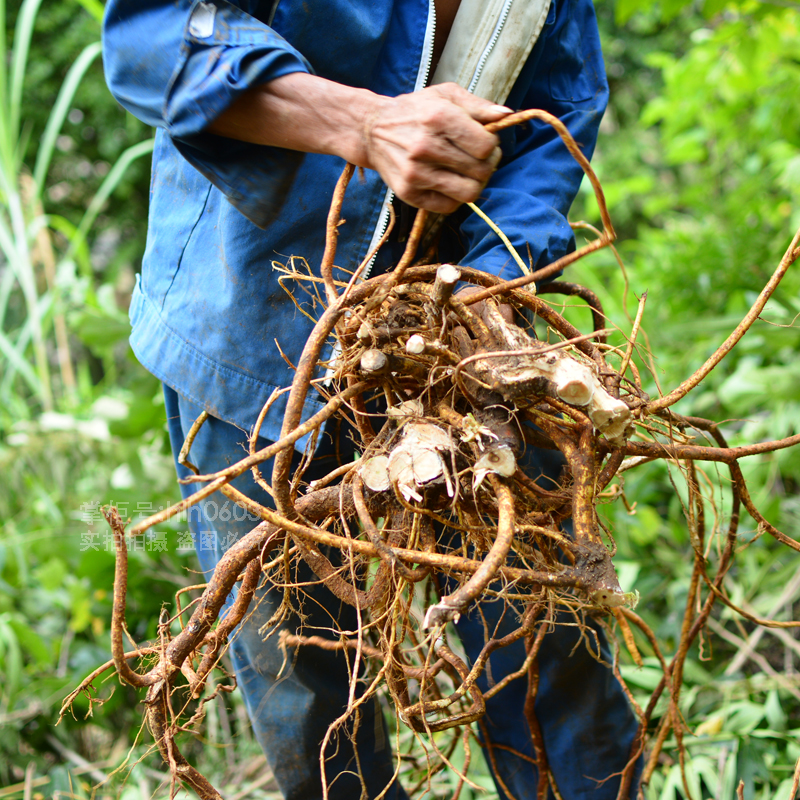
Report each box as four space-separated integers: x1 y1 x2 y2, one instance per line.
103 0 608 444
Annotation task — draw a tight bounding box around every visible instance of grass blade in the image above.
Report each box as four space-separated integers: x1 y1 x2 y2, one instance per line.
0 326 41 396
0 300 53 400
0 247 17 331
32 41 102 192
69 138 155 270
0 212 15 262
9 0 45 147
0 0 9 156
4 186 52 409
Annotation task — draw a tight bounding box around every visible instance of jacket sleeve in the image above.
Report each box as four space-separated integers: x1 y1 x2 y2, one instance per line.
102 0 313 226
457 0 609 283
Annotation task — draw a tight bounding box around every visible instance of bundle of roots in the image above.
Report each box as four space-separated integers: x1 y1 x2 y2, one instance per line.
60 110 800 800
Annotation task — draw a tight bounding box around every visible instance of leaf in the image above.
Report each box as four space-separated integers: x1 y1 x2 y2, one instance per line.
719 359 800 410
660 0 692 21
69 307 130 350
659 763 684 800
619 664 664 690
615 0 657 25
0 615 23 699
69 138 156 269
72 0 104 23
602 173 657 209
0 326 41 395
7 616 51 667
109 398 166 439
736 739 770 799
764 690 787 733
615 560 641 593
770 779 796 800
33 557 67 591
681 757 703 800
68 581 92 633
680 657 712 686
623 504 663 546
702 0 728 17
691 755 723 799
696 714 724 736
45 215 91 275
726 701 767 735
664 128 708 165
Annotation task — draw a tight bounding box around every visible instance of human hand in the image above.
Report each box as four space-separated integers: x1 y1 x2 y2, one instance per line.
361 83 511 214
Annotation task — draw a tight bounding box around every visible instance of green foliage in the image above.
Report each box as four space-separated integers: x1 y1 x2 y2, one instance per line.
0 0 153 416
0 0 193 792
566 2 800 797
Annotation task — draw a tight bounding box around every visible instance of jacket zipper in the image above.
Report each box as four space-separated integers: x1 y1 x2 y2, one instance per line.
361 0 437 283
467 0 515 93
325 0 437 386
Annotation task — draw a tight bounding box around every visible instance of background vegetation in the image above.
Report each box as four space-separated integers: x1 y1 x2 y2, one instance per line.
0 0 798 797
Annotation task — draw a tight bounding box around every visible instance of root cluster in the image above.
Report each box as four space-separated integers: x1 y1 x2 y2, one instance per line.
60 110 800 800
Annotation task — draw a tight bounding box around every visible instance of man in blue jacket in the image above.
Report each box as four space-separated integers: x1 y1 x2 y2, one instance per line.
103 1 640 798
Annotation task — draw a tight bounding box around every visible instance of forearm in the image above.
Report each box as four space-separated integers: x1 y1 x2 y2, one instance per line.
205 72 511 214
206 72 374 166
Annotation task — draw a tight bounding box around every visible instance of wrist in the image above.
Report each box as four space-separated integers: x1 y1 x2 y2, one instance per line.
353 92 391 171
211 72 388 167
258 74 384 167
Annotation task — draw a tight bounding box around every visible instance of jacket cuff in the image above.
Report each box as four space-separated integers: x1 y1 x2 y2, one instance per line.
165 0 312 138
165 1 312 227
